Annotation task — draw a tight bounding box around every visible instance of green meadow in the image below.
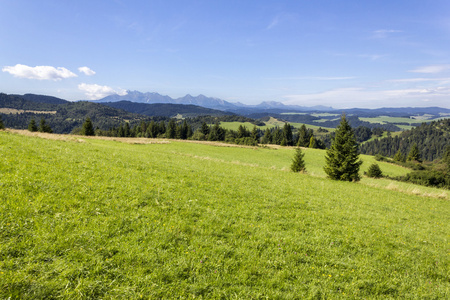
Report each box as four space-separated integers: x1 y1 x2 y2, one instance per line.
0 131 449 299
220 120 334 132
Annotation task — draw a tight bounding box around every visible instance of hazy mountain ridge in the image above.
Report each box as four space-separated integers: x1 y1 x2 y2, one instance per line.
94 90 333 112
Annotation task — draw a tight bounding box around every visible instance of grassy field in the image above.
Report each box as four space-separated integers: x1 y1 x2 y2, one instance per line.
359 116 449 131
220 119 334 132
0 131 449 299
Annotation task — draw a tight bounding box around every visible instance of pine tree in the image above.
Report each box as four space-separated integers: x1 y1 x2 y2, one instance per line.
393 150 405 162
291 147 306 172
407 143 421 162
200 122 210 136
167 119 176 139
324 114 362 181
251 126 259 143
0 116 4 130
262 129 272 144
81 117 95 136
39 118 52 133
283 123 293 146
28 119 38 132
443 145 450 173
297 124 309 147
367 163 383 178
308 135 317 148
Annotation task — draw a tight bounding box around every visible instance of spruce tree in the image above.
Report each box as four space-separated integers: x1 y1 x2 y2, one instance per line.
291 147 306 172
407 143 421 162
393 150 405 162
81 117 95 136
167 119 176 139
262 129 272 144
28 119 38 132
308 135 317 148
39 118 52 133
443 145 450 173
283 123 293 146
297 124 309 147
367 163 383 178
324 114 362 181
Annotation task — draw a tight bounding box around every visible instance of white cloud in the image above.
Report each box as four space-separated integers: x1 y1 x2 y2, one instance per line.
409 64 450 73
78 83 127 100
282 86 450 108
2 64 77 80
265 76 355 81
389 77 450 83
78 66 96 76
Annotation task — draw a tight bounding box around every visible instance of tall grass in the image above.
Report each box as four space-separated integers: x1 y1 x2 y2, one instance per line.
0 131 449 299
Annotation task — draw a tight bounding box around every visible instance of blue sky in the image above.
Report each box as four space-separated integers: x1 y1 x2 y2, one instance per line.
1 0 450 108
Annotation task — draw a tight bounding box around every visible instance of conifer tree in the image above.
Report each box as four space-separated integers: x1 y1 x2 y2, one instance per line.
81 117 95 136
39 118 52 133
283 123 293 146
200 122 210 136
309 135 317 148
291 147 306 172
393 149 405 162
297 124 309 147
262 129 272 144
324 114 362 181
28 119 38 132
251 126 259 143
443 145 450 173
367 163 383 178
0 116 4 130
167 119 176 139
407 143 421 162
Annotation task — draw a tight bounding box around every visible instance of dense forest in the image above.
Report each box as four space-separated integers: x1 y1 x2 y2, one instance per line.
360 119 450 161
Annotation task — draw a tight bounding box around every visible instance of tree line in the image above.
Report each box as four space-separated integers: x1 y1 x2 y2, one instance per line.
360 119 450 161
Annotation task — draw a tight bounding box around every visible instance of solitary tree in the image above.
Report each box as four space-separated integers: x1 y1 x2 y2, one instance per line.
81 117 95 136
291 147 306 172
324 114 362 181
28 118 38 132
367 163 383 178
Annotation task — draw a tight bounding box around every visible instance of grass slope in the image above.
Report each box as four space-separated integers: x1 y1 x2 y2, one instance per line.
0 131 449 299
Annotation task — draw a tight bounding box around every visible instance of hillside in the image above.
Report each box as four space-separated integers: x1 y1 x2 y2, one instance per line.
361 118 450 161
0 93 154 133
102 101 235 118
0 130 448 298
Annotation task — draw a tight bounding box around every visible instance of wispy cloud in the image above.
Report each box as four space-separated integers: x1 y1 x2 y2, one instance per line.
2 64 77 80
389 77 450 83
266 76 355 81
358 54 387 61
372 29 402 39
78 66 96 76
282 86 450 108
78 83 127 100
409 64 450 73
266 13 297 30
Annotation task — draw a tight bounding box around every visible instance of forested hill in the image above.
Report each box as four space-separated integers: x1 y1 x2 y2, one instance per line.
360 119 450 161
0 93 153 133
102 101 234 117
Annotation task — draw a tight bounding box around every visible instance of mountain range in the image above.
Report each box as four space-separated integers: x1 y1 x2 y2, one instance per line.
94 90 333 112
